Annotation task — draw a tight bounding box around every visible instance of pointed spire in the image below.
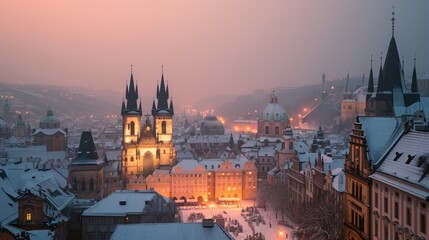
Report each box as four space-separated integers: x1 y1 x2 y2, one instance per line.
122 65 141 115
377 52 384 92
391 5 395 37
169 98 174 114
411 56 418 93
345 73 350 92
156 81 160 99
152 99 156 111
121 100 126 113
367 55 374 93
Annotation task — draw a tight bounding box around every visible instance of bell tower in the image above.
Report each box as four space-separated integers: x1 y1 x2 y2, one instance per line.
152 66 175 167
121 66 142 144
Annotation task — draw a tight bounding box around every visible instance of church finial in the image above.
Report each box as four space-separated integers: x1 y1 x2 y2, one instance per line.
391 5 395 37
131 64 133 74
371 54 373 69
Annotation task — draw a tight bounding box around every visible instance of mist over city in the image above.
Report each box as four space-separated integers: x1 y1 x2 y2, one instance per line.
1 1 429 240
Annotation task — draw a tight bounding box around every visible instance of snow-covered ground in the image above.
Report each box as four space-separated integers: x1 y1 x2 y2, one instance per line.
179 201 295 240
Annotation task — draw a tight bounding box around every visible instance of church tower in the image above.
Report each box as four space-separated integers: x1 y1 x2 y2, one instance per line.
152 67 175 167
365 9 420 117
121 67 142 144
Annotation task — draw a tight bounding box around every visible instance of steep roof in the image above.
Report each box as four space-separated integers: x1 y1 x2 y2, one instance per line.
72 131 103 165
359 117 403 164
370 131 429 199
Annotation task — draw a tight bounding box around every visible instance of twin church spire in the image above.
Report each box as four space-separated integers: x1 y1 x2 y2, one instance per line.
153 66 174 115
121 66 174 117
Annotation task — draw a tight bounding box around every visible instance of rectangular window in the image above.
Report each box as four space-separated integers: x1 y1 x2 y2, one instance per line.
26 213 32 222
394 202 399 218
421 214 426 234
384 197 388 213
406 208 411 225
375 192 378 208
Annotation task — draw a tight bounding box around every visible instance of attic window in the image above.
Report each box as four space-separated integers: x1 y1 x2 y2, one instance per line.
393 152 403 161
405 155 416 164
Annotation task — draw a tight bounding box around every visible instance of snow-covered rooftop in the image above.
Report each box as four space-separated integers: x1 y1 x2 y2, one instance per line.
359 117 403 164
82 190 171 217
370 130 429 199
110 222 234 240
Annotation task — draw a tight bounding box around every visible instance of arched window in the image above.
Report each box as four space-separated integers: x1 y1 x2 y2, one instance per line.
130 121 135 135
162 121 167 134
81 179 86 192
275 126 279 135
90 178 94 191
265 126 269 134
289 142 293 150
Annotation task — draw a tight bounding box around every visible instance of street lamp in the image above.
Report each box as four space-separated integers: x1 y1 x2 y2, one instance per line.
277 230 284 240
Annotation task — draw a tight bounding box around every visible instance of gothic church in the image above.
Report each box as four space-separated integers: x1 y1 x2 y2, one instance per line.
121 68 175 182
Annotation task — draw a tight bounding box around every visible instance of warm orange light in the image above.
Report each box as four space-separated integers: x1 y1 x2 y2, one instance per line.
290 118 293 121
303 108 307 112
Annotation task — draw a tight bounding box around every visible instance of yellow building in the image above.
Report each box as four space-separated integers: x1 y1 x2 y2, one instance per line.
169 156 258 203
121 69 176 187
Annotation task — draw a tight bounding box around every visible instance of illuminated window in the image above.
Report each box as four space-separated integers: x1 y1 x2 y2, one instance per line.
26 213 32 222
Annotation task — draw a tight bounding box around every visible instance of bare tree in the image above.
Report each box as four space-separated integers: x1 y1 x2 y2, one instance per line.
294 191 344 240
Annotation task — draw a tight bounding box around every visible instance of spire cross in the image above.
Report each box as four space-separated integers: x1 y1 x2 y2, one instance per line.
380 52 383 66
370 55 373 68
402 56 404 68
414 53 417 66
131 64 133 74
391 5 395 37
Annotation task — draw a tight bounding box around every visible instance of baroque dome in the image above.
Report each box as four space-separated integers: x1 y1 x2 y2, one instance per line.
259 91 289 122
41 108 60 124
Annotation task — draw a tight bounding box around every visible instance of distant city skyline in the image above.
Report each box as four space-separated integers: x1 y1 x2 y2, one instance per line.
1 0 429 107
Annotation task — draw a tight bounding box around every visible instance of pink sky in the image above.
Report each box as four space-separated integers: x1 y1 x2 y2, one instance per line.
1 1 428 107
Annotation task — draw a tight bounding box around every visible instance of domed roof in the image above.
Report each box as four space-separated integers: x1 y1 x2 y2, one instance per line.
201 114 225 135
16 114 26 127
259 91 289 122
40 107 60 124
202 115 224 128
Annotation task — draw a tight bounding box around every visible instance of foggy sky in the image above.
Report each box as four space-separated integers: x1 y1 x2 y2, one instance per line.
1 1 429 108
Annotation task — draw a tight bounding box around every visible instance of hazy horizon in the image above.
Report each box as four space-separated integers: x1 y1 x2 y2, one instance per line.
1 1 429 107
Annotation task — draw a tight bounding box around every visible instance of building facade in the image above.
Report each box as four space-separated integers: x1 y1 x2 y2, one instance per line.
69 131 106 200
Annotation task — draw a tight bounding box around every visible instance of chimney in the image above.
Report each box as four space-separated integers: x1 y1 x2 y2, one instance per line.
202 219 214 228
